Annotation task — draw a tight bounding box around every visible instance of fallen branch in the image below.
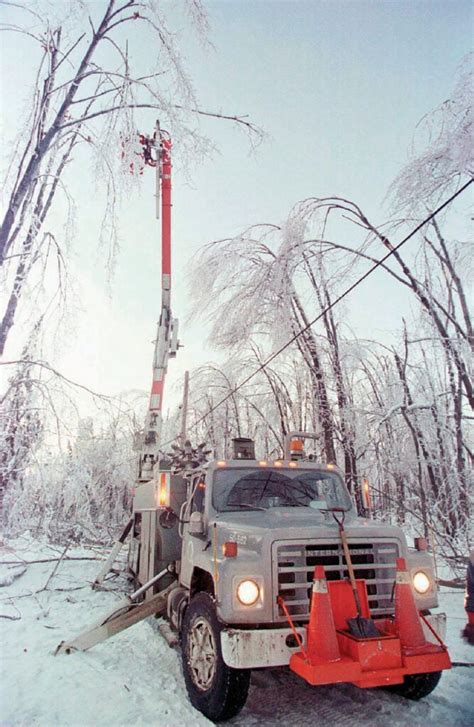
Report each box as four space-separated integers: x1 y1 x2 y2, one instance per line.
437 578 465 590
43 543 69 591
0 584 89 603
0 557 103 565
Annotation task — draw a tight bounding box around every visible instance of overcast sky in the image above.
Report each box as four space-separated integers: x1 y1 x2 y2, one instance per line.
1 0 472 416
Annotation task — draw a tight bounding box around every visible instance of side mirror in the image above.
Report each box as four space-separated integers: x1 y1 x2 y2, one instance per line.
188 511 205 536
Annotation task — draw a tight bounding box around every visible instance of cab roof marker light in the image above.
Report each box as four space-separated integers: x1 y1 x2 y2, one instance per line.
217 461 226 467
327 463 335 470
259 460 268 466
288 461 298 468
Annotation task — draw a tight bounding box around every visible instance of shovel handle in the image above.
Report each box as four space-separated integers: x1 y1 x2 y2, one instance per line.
339 525 363 616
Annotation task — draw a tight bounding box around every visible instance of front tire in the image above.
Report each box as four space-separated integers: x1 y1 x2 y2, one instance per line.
181 592 250 722
386 670 442 700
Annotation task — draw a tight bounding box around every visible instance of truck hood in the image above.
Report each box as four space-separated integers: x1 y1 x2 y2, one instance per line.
213 507 406 545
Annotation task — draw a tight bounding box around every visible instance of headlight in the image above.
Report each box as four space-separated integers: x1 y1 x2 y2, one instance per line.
236 579 260 606
413 570 431 594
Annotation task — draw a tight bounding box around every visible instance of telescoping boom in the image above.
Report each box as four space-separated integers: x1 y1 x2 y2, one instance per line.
138 123 179 483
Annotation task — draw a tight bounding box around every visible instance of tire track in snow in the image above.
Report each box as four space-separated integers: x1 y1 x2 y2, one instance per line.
229 665 473 726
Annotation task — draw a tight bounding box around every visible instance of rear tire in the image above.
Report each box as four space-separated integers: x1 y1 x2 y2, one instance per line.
386 670 442 700
181 592 250 722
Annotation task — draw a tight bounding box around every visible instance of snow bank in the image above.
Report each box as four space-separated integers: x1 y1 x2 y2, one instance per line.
0 536 473 727
0 536 210 727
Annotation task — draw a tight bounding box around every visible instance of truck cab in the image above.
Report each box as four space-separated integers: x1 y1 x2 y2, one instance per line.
128 434 445 722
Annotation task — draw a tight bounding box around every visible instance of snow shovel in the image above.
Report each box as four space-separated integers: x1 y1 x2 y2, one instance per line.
332 510 380 638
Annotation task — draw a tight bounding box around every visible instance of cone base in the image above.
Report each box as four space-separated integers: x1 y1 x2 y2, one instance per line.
306 624 340 663
290 651 362 685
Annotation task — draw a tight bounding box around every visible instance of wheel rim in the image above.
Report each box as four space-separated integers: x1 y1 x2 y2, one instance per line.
188 616 217 691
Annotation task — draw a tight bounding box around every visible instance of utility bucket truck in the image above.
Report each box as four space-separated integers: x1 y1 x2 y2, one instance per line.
56 127 451 723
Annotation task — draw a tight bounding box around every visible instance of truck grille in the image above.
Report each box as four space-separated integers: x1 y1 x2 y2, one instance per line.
273 539 399 622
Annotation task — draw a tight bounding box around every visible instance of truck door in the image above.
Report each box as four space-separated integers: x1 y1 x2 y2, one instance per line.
180 473 206 588
138 511 154 587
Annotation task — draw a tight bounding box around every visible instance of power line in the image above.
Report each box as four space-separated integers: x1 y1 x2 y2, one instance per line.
164 177 473 445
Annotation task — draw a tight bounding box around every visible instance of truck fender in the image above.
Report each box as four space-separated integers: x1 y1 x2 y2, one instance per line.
190 567 215 598
168 586 189 631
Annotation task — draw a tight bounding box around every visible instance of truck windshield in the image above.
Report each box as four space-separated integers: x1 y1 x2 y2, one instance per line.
213 468 352 512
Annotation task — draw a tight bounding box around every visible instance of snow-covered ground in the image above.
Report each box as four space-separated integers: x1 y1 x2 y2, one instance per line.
1 535 473 727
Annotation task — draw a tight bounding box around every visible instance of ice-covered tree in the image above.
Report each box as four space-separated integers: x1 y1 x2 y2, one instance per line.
0 0 261 356
187 59 472 538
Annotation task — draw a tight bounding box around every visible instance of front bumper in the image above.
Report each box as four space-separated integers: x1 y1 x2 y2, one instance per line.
221 613 447 669
422 611 446 643
221 626 304 668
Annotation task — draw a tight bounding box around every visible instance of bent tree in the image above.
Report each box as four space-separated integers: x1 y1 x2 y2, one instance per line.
0 0 260 522
0 0 260 356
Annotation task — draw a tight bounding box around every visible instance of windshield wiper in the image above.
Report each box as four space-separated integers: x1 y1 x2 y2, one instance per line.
231 503 266 511
317 505 350 513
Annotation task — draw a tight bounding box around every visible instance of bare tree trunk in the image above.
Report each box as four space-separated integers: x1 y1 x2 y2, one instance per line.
369 225 473 408
394 347 436 538
428 219 473 353
303 254 361 505
454 370 469 529
0 3 115 263
290 291 337 463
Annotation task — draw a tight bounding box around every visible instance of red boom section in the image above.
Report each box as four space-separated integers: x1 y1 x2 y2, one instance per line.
138 128 178 480
161 137 172 281
148 134 173 415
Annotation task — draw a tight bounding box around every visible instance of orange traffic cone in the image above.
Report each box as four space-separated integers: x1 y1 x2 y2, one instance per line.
394 557 430 655
306 565 341 663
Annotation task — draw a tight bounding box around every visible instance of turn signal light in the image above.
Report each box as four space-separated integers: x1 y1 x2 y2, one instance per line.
222 541 238 557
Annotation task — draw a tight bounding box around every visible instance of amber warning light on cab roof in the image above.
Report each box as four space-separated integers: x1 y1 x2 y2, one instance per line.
289 438 305 460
